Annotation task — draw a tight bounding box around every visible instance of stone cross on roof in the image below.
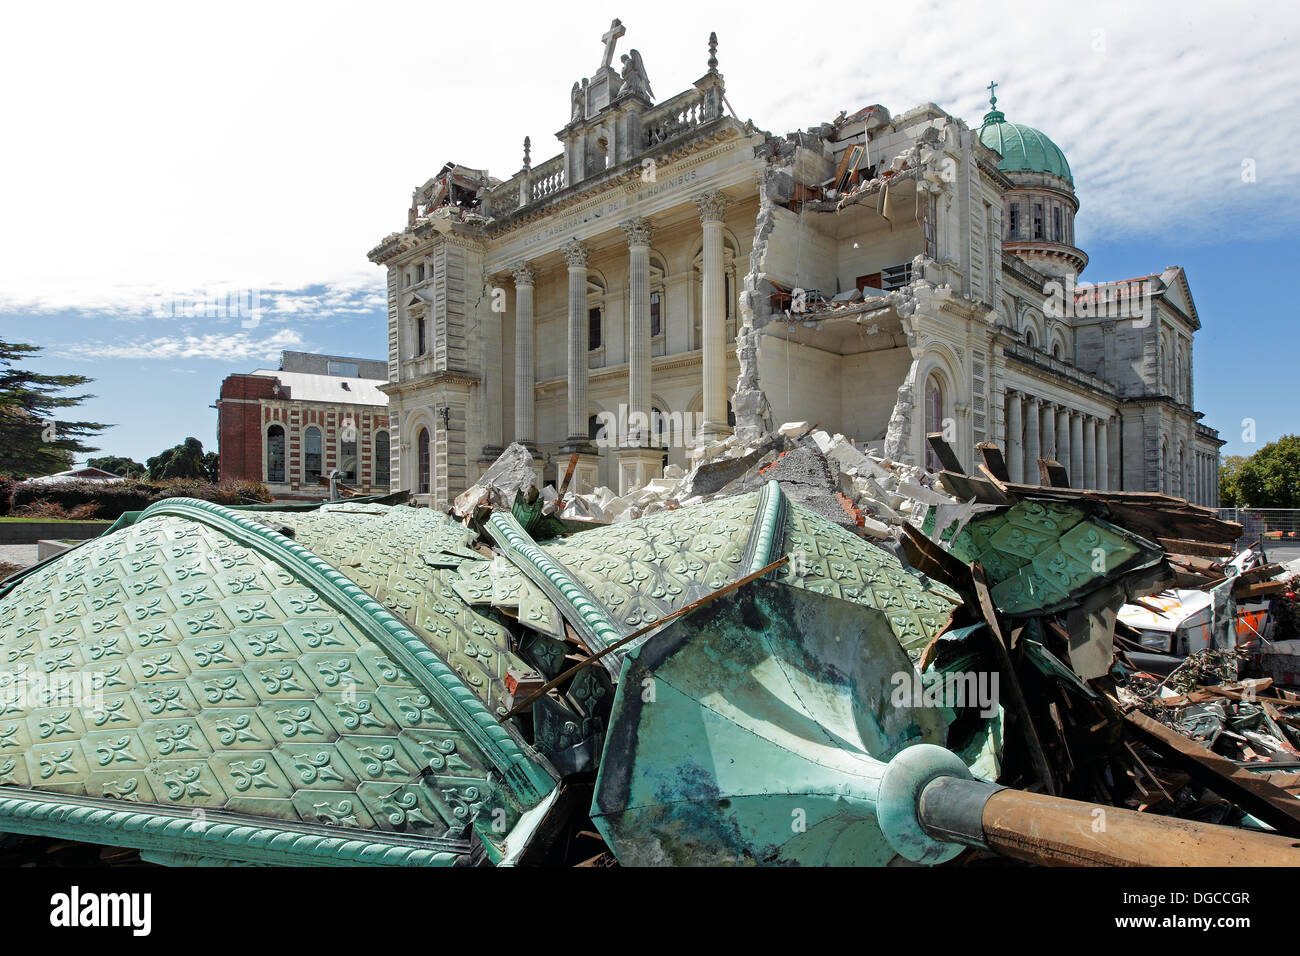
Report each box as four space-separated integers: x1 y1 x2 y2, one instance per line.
601 18 625 69
987 80 998 110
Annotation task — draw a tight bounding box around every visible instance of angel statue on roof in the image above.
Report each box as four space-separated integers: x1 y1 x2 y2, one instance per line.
618 50 652 100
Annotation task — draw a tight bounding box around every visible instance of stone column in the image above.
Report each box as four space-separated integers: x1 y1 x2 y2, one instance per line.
617 217 664 494
1005 391 1024 484
1070 412 1084 487
511 262 536 446
1056 406 1070 472
622 217 653 444
696 191 731 441
1096 417 1109 491
1023 397 1040 483
561 240 591 449
1040 401 1055 465
1083 416 1097 489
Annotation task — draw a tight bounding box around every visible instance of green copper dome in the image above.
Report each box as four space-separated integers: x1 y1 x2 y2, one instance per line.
978 106 1073 186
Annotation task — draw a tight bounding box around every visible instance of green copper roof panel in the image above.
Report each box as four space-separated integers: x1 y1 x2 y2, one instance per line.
782 500 963 661
946 500 1162 616
591 580 964 866
0 498 554 865
537 490 764 633
978 109 1073 185
251 505 529 717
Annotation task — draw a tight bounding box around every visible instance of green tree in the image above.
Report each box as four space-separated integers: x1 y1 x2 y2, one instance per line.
0 338 110 478
1223 436 1300 508
147 437 208 481
87 455 146 479
202 451 219 483
1219 454 1247 507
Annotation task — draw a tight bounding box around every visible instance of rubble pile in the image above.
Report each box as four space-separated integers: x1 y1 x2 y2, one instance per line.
4 427 1300 866
553 422 963 539
440 429 1300 864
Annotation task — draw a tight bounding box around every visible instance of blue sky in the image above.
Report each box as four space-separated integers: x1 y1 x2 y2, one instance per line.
1 0 1295 467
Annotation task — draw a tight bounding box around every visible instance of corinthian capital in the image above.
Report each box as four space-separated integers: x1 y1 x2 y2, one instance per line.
621 216 653 247
510 261 536 286
561 240 589 268
694 190 728 223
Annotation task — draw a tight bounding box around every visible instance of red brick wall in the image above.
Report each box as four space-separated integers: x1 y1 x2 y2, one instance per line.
217 374 279 484
217 373 390 500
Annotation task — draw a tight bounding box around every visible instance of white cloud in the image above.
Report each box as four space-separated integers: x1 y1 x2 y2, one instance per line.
55 328 303 362
0 0 1294 316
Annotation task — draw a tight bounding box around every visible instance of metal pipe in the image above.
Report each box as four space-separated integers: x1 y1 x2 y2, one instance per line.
917 774 1300 866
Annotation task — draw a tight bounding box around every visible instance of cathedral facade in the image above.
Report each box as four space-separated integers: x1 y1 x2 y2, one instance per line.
367 20 1222 509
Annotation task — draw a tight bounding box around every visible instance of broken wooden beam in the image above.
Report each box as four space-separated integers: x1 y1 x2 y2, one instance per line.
1037 458 1070 488
1116 705 1300 838
976 441 1010 482
971 562 1057 795
926 432 966 475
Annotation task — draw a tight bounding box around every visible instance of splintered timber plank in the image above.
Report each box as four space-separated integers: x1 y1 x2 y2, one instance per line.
1037 459 1070 488
938 471 1014 505
900 522 973 593
1157 537 1236 557
926 432 967 475
1118 705 1300 837
976 441 1010 482
971 562 1057 795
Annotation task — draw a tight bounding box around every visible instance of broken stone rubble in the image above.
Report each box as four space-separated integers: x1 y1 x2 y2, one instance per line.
542 424 963 541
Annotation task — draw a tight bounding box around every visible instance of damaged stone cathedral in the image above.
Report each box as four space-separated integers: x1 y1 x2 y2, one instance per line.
367 19 1222 509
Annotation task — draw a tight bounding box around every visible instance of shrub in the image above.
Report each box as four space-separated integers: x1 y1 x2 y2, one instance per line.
150 478 273 506
9 477 272 520
0 475 14 516
11 498 100 520
10 479 150 518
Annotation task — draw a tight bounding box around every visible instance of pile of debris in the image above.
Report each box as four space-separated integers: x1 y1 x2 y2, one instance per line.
3 424 1300 867
541 422 964 540
445 427 1300 864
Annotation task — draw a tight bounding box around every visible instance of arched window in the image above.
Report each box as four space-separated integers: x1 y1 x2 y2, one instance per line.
304 426 322 485
1025 326 1036 349
266 424 285 484
417 428 431 495
587 274 607 360
374 431 390 490
1051 341 1063 360
692 236 740 347
339 427 357 485
649 254 667 343
924 372 945 472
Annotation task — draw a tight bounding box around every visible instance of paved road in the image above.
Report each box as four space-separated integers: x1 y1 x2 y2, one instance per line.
1261 542 1300 569
0 545 39 569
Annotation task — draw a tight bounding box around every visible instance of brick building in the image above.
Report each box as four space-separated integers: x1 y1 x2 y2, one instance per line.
216 350 391 501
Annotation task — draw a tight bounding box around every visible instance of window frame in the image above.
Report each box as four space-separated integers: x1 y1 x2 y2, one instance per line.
265 424 286 484
417 427 431 495
374 430 390 490
303 426 323 486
